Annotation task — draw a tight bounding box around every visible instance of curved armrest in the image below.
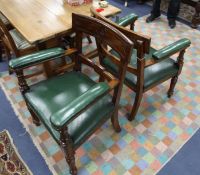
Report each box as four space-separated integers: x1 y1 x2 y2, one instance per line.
9 47 65 69
115 13 138 27
50 82 110 129
152 38 191 61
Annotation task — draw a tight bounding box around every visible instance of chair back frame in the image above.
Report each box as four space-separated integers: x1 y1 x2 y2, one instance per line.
91 7 151 55
0 18 19 56
72 13 134 118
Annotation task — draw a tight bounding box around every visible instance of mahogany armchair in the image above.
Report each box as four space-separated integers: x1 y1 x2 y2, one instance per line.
91 7 191 121
0 17 38 58
9 13 133 175
0 16 39 74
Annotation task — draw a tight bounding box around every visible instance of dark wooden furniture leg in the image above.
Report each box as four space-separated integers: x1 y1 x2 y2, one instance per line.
60 127 77 175
167 75 178 97
28 106 41 126
129 91 143 121
168 49 185 97
86 35 92 44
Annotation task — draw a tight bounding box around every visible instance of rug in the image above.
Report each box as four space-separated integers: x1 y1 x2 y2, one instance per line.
0 130 32 175
0 16 200 175
147 0 196 22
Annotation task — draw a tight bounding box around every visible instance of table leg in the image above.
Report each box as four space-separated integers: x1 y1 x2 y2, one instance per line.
37 41 54 77
36 36 67 77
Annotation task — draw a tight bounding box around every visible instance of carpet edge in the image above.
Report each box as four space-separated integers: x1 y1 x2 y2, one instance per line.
154 126 199 175
0 80 56 175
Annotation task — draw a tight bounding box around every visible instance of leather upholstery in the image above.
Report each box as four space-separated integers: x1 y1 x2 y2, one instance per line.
9 47 65 69
0 13 9 25
9 29 33 50
25 72 114 147
128 59 178 89
153 38 191 61
115 13 138 27
102 47 179 90
51 82 110 129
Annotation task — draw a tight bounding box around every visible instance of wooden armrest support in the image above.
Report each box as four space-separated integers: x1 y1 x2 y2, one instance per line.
144 58 157 67
78 54 118 86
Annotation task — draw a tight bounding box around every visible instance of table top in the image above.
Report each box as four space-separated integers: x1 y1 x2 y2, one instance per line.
0 0 121 44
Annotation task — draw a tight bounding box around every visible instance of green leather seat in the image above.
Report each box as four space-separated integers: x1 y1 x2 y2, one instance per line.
102 47 179 90
25 71 114 147
0 13 9 25
9 29 32 50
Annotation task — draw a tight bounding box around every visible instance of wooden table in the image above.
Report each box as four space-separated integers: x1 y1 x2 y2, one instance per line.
0 0 121 77
0 0 121 44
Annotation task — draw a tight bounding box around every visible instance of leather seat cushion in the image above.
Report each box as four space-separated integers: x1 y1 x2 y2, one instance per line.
25 72 114 147
0 13 9 25
9 29 32 50
102 47 179 90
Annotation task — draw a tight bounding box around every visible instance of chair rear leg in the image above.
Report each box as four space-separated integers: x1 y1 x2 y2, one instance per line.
111 86 122 132
167 75 178 98
128 91 143 121
86 35 92 44
4 45 11 61
111 110 121 132
99 76 105 82
28 106 41 126
3 46 13 75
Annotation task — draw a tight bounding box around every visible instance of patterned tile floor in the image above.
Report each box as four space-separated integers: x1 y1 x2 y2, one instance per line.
0 16 200 175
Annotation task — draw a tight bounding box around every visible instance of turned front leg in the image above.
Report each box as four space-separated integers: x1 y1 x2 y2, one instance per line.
60 127 77 175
